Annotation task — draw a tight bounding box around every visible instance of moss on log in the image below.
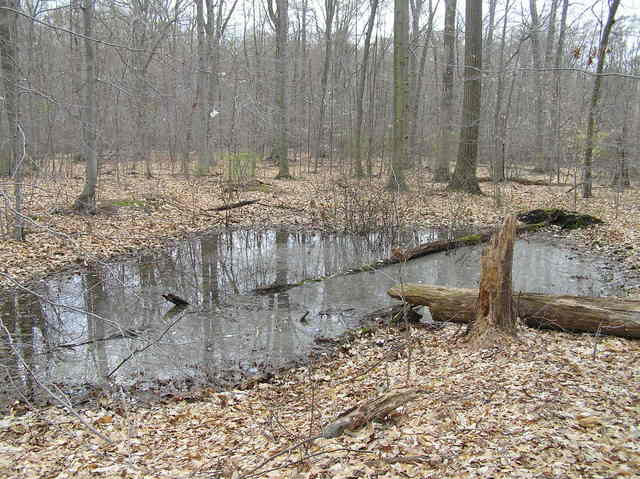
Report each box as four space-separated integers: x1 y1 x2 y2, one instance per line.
516 209 602 230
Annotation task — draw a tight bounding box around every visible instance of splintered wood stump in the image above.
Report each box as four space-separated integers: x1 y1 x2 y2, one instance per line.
387 284 640 339
467 215 518 344
388 215 640 340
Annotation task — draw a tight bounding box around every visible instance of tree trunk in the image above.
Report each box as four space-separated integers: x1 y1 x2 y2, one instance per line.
465 215 517 346
434 0 456 182
388 283 640 339
386 0 409 191
313 0 335 172
408 0 436 167
195 0 210 174
448 0 482 194
268 0 290 179
492 0 511 182
74 0 98 214
550 0 569 182
0 0 20 240
528 0 545 172
353 0 379 178
583 0 621 198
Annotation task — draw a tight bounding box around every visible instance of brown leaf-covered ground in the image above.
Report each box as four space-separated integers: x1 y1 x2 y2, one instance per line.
2 325 638 478
1 161 639 477
1 161 639 290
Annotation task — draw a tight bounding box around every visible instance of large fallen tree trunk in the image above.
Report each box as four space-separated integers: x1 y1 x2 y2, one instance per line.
387 284 640 339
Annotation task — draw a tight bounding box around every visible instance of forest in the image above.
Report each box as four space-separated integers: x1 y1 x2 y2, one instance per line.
0 0 639 478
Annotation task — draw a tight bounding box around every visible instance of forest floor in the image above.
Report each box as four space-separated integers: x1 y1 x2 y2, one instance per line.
1 160 639 478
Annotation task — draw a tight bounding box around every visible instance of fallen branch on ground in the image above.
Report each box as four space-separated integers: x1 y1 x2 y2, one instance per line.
209 199 259 211
237 388 423 479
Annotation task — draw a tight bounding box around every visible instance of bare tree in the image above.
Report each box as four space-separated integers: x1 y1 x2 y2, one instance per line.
387 0 409 191
74 0 98 214
353 0 379 178
583 0 621 198
492 0 512 182
195 0 238 174
267 0 291 179
0 0 19 179
448 0 481 194
0 0 23 240
528 0 545 171
408 0 437 166
434 0 456 182
550 0 569 181
313 0 336 172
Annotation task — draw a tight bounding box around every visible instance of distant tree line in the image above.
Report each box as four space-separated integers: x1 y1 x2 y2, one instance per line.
0 0 635 214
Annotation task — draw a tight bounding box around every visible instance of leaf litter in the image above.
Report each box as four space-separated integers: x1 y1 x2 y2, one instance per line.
0 163 639 477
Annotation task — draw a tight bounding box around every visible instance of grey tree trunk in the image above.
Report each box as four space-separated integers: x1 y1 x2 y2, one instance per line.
492 0 511 182
268 0 290 179
353 0 379 178
448 0 482 194
528 0 545 171
408 0 437 166
313 0 336 172
434 0 456 182
74 0 98 214
195 0 209 174
550 0 569 181
0 0 19 178
583 0 621 198
386 0 409 191
0 0 23 239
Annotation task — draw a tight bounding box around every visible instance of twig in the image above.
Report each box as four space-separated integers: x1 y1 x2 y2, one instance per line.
0 318 114 445
209 199 259 211
106 305 187 378
236 388 423 479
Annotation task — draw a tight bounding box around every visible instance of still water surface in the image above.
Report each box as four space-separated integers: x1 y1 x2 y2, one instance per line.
0 228 620 397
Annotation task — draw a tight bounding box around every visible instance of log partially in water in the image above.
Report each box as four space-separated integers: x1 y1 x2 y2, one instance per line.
388 223 543 264
387 284 640 339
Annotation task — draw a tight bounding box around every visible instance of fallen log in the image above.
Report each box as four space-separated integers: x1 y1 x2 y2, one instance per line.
387 284 640 339
388 223 542 264
209 199 259 212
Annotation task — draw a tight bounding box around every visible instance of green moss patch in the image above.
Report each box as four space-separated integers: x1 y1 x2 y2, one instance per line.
517 209 603 230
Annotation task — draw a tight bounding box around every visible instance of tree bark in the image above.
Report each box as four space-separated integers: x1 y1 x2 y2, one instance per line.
313 0 336 173
0 0 22 238
448 0 481 194
434 0 456 182
492 0 511 182
195 0 209 174
528 0 545 172
550 0 569 182
74 0 98 214
353 0 379 178
583 0 621 198
466 215 517 345
408 0 436 166
388 284 640 339
386 0 409 191
381 0 406 189
268 0 290 179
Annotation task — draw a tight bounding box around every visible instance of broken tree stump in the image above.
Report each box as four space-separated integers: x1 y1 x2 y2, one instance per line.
466 215 518 345
387 284 640 339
